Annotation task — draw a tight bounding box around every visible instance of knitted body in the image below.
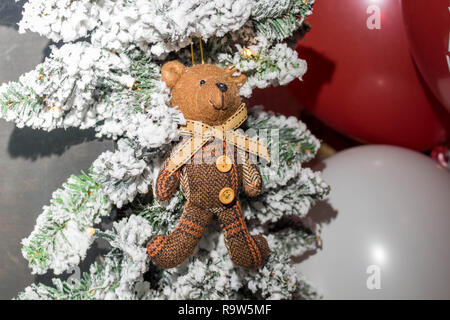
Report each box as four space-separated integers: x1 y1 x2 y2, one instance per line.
147 138 270 269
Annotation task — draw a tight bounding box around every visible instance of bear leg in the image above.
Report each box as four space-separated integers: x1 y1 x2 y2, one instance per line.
147 201 213 269
216 201 270 269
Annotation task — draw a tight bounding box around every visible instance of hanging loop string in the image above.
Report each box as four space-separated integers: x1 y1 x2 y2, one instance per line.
199 37 204 64
190 36 195 66
189 36 205 65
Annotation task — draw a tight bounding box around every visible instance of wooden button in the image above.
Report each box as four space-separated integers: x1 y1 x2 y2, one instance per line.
216 155 232 173
219 187 235 205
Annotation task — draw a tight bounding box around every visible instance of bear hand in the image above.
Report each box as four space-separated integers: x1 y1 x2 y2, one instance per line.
238 150 263 197
155 156 181 202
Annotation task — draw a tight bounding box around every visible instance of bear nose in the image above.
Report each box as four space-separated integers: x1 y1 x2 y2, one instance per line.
216 82 228 92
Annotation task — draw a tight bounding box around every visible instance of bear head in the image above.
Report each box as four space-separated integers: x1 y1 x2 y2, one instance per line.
161 61 246 126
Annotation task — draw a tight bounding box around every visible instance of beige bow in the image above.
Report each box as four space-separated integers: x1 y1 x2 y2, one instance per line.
166 103 270 174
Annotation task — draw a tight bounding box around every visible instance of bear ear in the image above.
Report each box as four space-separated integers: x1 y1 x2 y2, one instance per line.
225 66 246 88
161 61 186 89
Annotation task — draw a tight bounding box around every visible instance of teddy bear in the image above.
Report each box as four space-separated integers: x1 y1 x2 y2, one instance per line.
146 61 271 269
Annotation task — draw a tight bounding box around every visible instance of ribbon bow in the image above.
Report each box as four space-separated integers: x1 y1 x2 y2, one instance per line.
166 103 270 174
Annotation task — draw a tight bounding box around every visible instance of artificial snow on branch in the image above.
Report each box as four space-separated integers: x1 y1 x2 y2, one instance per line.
21 170 112 275
217 35 308 97
18 215 153 300
91 0 253 56
92 139 154 208
247 168 329 223
0 42 131 131
252 0 314 41
19 1 313 57
0 44 184 147
19 0 102 42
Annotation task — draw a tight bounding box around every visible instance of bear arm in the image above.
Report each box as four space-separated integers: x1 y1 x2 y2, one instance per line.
155 139 190 201
155 156 181 201
237 149 263 197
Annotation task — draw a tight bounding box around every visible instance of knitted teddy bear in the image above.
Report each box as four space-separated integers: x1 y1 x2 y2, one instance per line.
146 61 271 269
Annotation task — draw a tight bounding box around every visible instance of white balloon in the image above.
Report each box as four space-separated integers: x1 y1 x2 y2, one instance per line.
296 145 450 299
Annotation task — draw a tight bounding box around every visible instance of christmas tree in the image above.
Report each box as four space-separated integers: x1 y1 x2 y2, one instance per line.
1 0 329 300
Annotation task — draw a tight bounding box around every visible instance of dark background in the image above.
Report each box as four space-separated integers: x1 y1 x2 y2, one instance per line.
0 0 113 299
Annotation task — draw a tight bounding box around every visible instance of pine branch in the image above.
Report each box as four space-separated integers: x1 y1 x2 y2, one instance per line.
252 0 314 41
0 42 131 131
21 169 112 275
19 0 102 42
0 44 182 148
247 107 320 166
214 34 308 97
18 255 121 300
19 215 153 300
91 139 156 208
0 81 43 125
131 193 185 235
241 109 330 222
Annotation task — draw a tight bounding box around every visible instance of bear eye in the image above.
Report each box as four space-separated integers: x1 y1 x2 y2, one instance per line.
200 80 206 86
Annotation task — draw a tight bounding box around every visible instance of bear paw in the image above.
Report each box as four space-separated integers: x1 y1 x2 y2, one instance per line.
253 234 271 266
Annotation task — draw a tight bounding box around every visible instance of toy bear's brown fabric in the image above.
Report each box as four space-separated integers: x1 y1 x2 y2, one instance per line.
162 61 246 126
147 61 270 269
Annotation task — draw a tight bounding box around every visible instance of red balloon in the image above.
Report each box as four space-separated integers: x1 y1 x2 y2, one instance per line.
402 0 450 112
288 0 449 151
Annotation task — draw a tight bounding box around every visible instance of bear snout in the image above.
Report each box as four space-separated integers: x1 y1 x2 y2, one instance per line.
209 94 226 111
